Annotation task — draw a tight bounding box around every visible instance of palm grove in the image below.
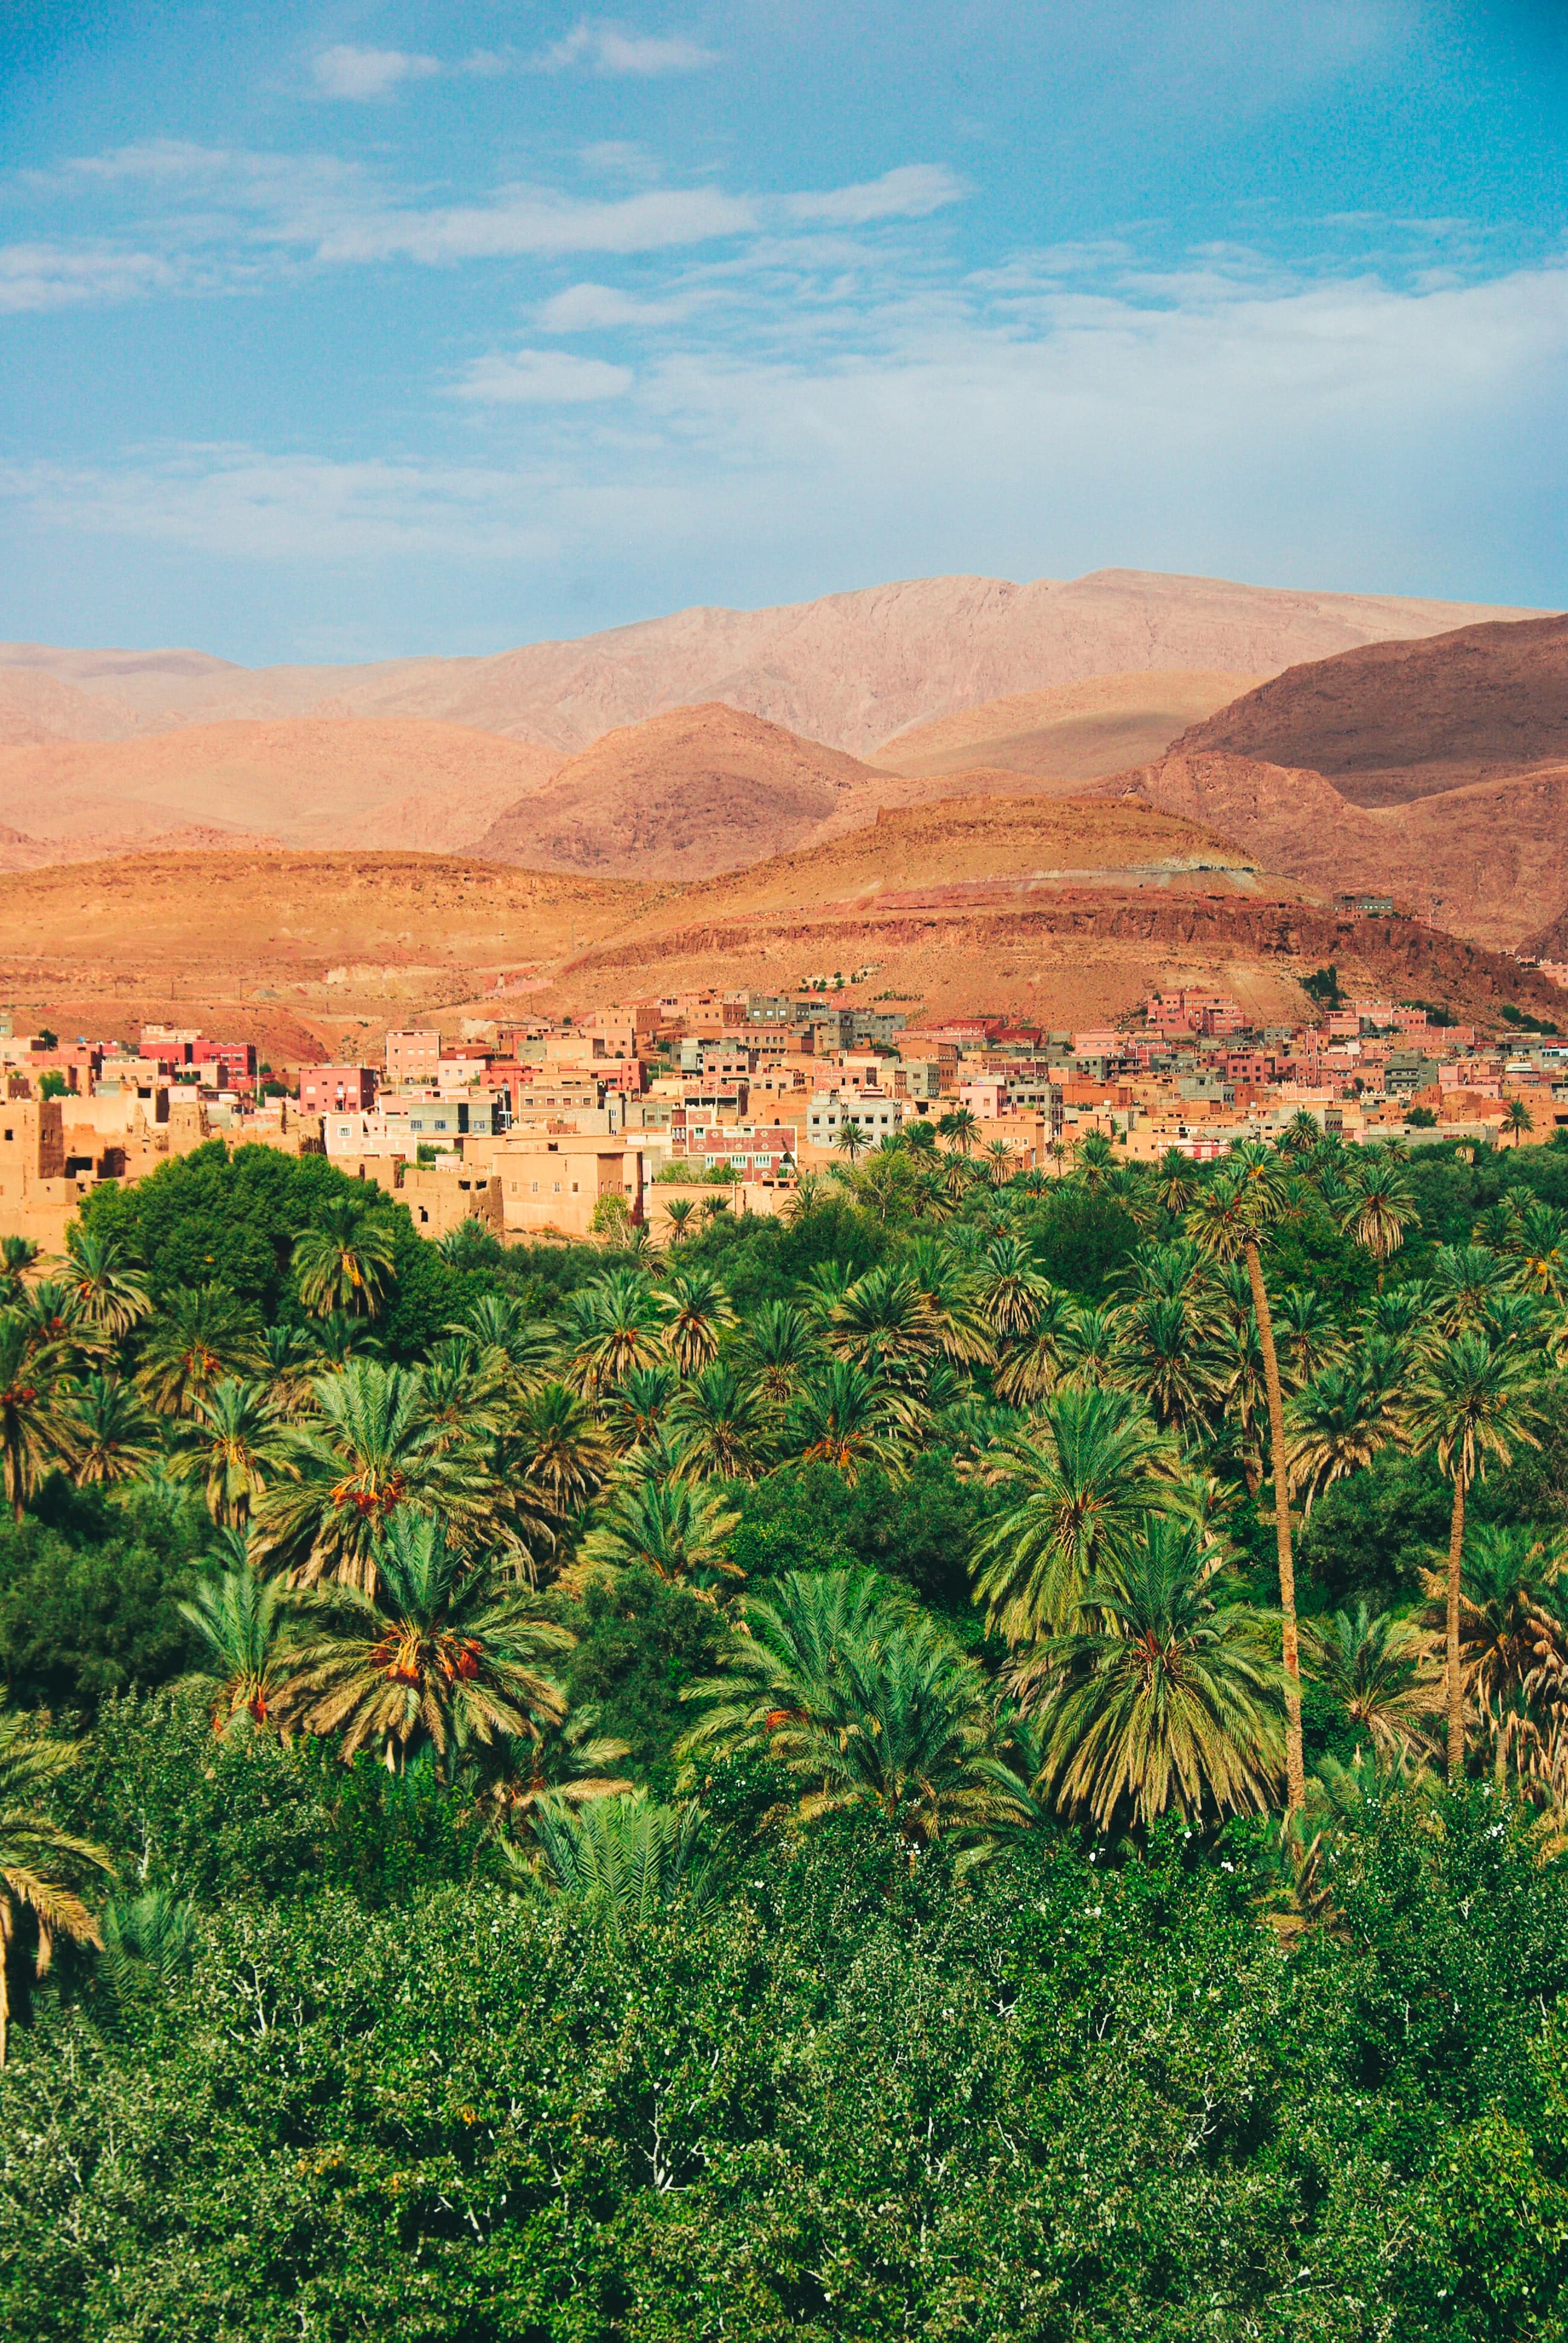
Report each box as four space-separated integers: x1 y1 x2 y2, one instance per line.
5 1123 1568 2336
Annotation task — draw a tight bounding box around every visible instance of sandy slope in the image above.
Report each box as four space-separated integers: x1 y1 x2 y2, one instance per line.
472 703 1096 878
0 719 561 856
0 568 1536 755
869 670 1265 781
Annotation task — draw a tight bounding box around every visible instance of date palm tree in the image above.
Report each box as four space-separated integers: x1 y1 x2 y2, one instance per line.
824 1264 943 1377
1363 1282 1431 1342
0 1706 113 2065
993 1286 1081 1406
681 1570 1033 1863
1272 1285 1348 1391
1111 1294 1225 1436
658 1268 737 1377
670 1362 771 1481
59 1373 160 1488
419 1337 510 1455
904 1238 996 1365
972 1233 1053 1340
1186 1145 1305 1808
505 1381 615 1516
281 1510 570 1774
256 1357 495 1593
175 1377 292 1527
733 1300 819 1408
1072 1130 1116 1190
0 1312 75 1521
1284 1356 1408 1512
662 1197 697 1244
290 1198 397 1320
1416 1522 1568 1785
1302 1604 1430 1760
514 1792 714 1929
134 1283 266 1419
579 1477 743 1600
559 1269 667 1393
451 1293 558 1389
601 1361 681 1455
1338 1155 1419 1269
1150 1150 1198 1220
10 1277 105 1369
1504 1097 1536 1148
937 1107 979 1156
1056 1302 1121 1390
178 1555 298 1732
1427 1244 1511 1339
782 1358 920 1485
1405 1331 1541 1780
0 1237 39 1308
307 1311 388 1371
258 1323 327 1420
60 1225 152 1337
834 1115 869 1167
1512 1203 1568 1303
1016 1518 1285 1832
972 1384 1175 1646
1278 1109 1325 1158
483 1705 633 1831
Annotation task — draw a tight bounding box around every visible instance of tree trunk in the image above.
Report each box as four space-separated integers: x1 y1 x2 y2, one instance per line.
1446 1470 1466 1784
1246 1240 1305 1810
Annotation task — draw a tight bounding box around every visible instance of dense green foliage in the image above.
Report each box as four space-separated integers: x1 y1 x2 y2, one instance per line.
4 1126 1568 2333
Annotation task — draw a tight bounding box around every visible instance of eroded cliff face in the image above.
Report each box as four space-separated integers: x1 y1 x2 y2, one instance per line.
1104 749 1568 952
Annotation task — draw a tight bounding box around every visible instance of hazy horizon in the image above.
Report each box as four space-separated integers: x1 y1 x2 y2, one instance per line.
3 1 1565 664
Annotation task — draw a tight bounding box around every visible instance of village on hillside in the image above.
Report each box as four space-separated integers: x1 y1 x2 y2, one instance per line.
6 937 1568 1252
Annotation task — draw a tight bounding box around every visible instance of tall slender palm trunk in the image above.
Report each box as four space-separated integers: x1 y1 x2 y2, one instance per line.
1245 1240 1305 1810
1446 1470 1466 1783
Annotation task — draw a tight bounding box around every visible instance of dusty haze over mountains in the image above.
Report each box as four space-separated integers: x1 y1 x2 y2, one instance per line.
2 570 1564 1034
0 568 1534 756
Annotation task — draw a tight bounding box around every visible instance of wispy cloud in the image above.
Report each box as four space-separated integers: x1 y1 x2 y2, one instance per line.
537 280 710 329
540 22 716 76
310 45 441 100
785 165 967 227
449 347 633 402
0 240 179 312
8 258 1563 591
311 184 757 264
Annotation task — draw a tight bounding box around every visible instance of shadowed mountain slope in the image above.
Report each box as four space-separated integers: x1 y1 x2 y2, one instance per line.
1172 612 1568 805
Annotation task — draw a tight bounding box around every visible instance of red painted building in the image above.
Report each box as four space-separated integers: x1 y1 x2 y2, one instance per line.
298 1066 379 1115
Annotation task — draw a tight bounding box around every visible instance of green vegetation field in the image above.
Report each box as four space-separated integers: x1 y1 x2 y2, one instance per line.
4 1122 1568 2338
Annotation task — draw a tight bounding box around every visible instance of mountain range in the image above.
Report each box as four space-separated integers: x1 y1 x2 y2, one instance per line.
2 568 1565 1026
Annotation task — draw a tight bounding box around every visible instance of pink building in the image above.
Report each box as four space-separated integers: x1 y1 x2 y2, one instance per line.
385 1029 441 1084
299 1066 379 1115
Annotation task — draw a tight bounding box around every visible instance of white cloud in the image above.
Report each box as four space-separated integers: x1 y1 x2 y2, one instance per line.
0 240 178 312
450 347 634 402
0 449 559 561
541 22 716 75
7 258 1563 590
313 185 756 263
785 165 967 227
310 45 441 100
537 280 707 330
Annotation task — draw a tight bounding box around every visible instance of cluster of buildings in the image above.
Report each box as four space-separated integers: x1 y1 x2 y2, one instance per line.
2 978 1566 1251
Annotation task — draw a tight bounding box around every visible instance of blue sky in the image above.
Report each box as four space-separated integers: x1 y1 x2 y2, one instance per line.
1 0 1564 663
